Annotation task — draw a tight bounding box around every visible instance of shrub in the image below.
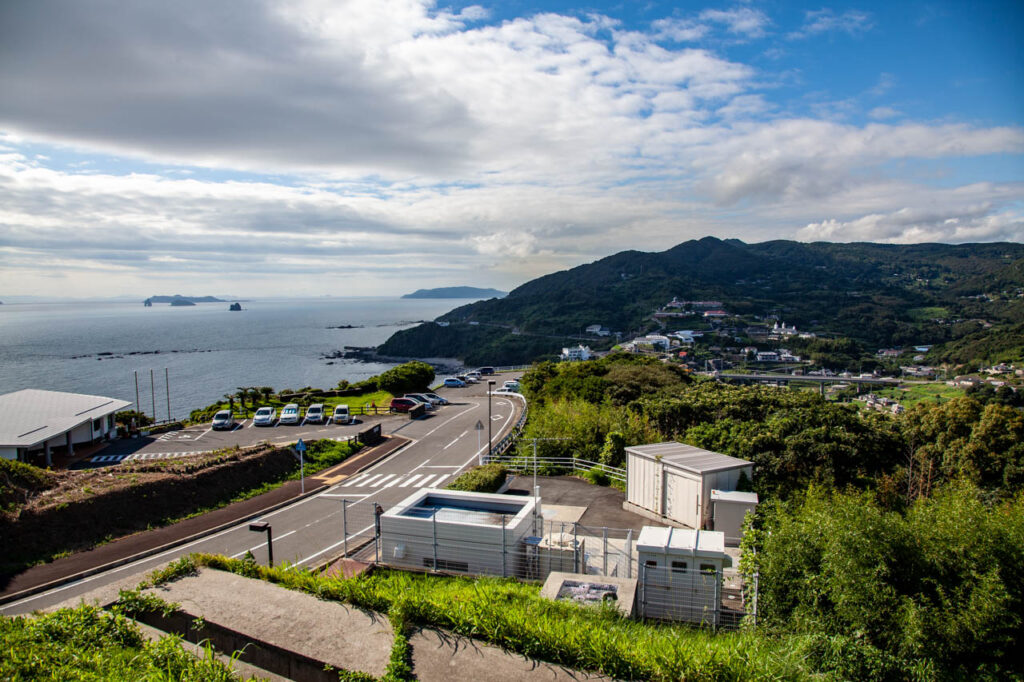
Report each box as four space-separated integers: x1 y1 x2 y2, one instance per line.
0 458 57 513
446 463 508 493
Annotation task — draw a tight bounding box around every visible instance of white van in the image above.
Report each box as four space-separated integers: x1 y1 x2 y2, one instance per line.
332 404 352 424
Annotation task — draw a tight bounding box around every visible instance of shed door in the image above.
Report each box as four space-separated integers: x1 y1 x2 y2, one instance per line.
665 471 698 527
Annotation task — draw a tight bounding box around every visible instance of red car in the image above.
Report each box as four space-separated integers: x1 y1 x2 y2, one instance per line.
389 397 419 413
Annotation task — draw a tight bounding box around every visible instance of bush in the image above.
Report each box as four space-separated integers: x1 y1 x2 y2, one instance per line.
375 361 435 395
446 464 508 493
0 458 57 513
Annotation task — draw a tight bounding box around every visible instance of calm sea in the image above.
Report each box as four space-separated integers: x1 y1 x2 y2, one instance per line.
0 297 467 420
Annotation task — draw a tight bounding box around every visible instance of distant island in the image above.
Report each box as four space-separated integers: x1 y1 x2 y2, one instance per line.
402 286 507 299
229 302 242 311
144 295 226 306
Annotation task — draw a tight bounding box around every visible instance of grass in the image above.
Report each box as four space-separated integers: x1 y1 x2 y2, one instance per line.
906 306 950 322
0 603 249 681
193 554 818 681
871 381 964 407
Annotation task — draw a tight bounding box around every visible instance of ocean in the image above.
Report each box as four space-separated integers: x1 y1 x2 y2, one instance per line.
0 297 467 420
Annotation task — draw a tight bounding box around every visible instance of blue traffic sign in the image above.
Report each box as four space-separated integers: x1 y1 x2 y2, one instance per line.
295 438 307 452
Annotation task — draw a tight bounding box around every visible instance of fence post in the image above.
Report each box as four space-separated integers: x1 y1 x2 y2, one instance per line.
342 499 349 558
501 514 507 578
432 512 438 571
714 569 721 631
626 528 633 579
602 527 608 576
573 522 579 573
559 522 565 572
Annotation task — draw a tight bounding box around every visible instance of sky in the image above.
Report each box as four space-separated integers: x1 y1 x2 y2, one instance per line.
0 0 1021 299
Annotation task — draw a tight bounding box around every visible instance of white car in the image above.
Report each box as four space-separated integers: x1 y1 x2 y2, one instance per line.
332 404 352 424
253 406 276 426
305 403 325 424
403 394 435 409
279 403 301 425
423 392 448 405
211 410 234 430
502 380 521 392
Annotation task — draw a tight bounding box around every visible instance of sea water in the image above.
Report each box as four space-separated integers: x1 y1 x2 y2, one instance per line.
0 297 466 420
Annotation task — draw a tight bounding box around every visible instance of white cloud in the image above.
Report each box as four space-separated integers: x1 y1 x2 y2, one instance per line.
798 206 1024 243
868 106 901 120
699 7 770 38
789 9 873 39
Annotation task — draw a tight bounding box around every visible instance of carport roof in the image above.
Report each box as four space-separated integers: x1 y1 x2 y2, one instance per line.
625 442 752 474
0 389 132 448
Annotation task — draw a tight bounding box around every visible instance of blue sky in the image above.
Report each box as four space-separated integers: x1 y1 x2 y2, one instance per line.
0 0 1021 298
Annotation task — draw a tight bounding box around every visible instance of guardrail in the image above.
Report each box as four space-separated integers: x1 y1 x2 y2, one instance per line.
487 452 627 484
488 393 528 458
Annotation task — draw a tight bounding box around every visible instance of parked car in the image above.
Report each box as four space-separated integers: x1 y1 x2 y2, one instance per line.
390 397 420 413
502 380 521 392
332 404 352 424
443 377 466 388
253 406 276 426
211 410 234 430
279 403 301 425
466 371 482 382
305 403 325 424
457 374 477 384
477 367 495 375
423 392 449 405
403 394 435 409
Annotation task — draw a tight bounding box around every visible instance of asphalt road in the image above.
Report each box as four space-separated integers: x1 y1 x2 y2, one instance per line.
2 378 524 615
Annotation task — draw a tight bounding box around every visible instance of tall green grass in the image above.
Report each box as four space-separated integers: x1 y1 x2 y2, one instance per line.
194 554 817 681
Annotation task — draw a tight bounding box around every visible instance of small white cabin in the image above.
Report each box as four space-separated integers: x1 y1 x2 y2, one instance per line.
636 526 731 624
710 490 758 546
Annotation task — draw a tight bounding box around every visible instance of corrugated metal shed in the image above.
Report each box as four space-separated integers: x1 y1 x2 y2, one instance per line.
626 442 752 474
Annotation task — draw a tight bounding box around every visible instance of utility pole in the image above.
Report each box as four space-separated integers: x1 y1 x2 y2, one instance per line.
165 368 171 422
150 369 156 420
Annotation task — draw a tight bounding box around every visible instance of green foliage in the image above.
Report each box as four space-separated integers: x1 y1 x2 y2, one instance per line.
375 361 435 394
446 463 508 493
195 554 814 680
745 484 1024 679
0 604 247 680
115 409 153 427
377 238 1024 365
0 457 57 513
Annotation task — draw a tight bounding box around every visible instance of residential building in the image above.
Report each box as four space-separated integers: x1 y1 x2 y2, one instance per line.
561 345 592 362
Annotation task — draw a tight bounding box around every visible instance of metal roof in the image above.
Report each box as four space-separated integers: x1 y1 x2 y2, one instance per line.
0 389 132 448
710 490 759 504
636 526 727 556
625 442 752 474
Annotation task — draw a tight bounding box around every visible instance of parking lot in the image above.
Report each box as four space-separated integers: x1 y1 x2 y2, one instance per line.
77 374 520 468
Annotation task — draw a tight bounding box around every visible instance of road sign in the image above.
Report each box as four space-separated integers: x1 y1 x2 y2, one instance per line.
295 439 307 494
474 420 484 431
295 438 307 452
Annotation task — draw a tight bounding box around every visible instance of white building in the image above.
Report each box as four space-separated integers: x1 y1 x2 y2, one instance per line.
636 526 732 625
561 345 592 361
625 442 754 529
585 324 611 337
756 351 779 362
634 335 671 350
379 489 539 577
0 389 132 465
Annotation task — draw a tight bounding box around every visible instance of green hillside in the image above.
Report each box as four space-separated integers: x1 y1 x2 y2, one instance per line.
378 238 1024 365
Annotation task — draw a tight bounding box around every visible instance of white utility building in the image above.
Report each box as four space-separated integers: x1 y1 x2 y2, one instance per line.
710 490 759 546
624 442 753 529
0 389 131 465
635 526 732 625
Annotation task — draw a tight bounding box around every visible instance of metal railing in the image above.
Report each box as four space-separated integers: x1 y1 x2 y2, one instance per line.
486 452 626 484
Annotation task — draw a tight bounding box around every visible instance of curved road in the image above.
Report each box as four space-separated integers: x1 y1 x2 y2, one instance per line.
2 380 525 615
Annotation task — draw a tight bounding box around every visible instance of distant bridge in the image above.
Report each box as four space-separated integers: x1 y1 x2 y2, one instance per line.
709 372 902 395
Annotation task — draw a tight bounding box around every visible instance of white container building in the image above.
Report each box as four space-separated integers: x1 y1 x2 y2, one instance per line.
625 442 753 529
635 526 732 625
710 490 759 546
379 488 539 577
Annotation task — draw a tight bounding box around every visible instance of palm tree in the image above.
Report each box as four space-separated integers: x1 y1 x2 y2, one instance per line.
223 394 235 415
235 388 248 412
259 386 274 403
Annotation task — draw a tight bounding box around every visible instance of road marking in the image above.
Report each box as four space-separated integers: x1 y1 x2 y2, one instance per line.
229 529 297 558
413 459 430 470
420 465 461 469
443 430 468 449
380 476 403 489
490 415 504 421
320 492 372 499
231 421 247 431
400 474 424 487
372 473 398 487
293 523 375 567
193 428 212 441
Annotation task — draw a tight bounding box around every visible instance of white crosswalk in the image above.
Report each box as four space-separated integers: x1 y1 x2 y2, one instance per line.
340 471 451 490
90 450 212 464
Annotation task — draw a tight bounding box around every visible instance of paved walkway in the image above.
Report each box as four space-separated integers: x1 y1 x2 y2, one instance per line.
0 436 409 602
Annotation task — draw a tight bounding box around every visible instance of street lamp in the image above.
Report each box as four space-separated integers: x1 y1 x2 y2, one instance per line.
249 521 273 567
487 380 496 457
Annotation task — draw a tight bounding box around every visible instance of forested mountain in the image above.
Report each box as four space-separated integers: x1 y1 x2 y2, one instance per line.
379 238 1024 365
